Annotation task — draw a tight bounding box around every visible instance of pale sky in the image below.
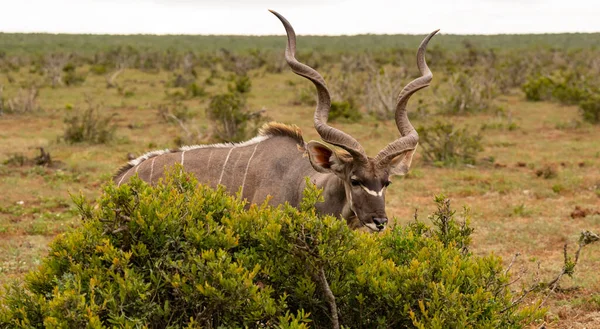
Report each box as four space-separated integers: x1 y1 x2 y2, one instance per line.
1 0 599 35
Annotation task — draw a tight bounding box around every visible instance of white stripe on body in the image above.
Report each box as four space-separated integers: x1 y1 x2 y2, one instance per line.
218 148 235 185
149 157 157 182
117 166 132 186
240 141 261 197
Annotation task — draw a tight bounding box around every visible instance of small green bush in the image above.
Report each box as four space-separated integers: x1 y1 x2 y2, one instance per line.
89 64 108 75
62 62 86 86
206 92 264 142
186 82 206 98
329 100 362 122
579 93 600 124
417 121 484 166
158 101 196 124
295 85 316 107
522 72 589 105
522 75 554 101
63 101 117 144
0 168 543 328
228 74 252 94
438 71 498 115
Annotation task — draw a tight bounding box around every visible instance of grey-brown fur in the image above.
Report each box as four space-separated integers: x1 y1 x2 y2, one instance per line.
114 123 350 221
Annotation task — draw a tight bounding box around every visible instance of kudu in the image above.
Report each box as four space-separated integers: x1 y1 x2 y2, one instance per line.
114 10 438 232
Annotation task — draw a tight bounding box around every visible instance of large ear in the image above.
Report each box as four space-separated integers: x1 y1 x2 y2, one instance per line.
306 141 348 174
389 144 418 176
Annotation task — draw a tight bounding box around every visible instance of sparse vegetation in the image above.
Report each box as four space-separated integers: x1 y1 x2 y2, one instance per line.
2 87 40 114
417 121 483 166
62 99 117 144
206 77 266 142
437 71 499 115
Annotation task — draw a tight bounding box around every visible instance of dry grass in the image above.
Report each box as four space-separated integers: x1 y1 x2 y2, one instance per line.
1 66 599 328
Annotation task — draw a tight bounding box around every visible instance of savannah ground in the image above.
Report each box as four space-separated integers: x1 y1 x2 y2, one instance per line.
0 34 599 327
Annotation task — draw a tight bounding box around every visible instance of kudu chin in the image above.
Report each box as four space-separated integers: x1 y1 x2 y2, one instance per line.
114 10 438 232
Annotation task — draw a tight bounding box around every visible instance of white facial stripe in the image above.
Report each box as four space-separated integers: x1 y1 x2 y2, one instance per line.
360 184 383 197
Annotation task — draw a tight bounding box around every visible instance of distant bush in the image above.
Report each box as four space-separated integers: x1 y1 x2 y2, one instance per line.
186 82 206 98
89 64 108 75
329 100 362 122
157 101 196 124
522 75 554 101
522 72 589 105
417 121 484 166
579 93 600 124
0 168 543 328
228 74 252 94
294 84 316 107
206 91 265 142
438 71 499 115
2 87 40 115
62 62 86 86
63 100 117 144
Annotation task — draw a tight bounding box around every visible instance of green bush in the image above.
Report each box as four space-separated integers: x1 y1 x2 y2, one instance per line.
522 75 554 101
228 74 252 94
522 72 589 105
0 168 542 328
186 82 206 98
63 101 117 144
437 71 499 115
206 92 264 142
579 93 600 124
89 64 108 75
62 62 86 86
329 100 362 122
295 85 317 107
417 121 484 166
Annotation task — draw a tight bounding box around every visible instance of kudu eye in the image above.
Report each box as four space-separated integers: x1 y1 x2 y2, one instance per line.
384 181 392 187
350 179 360 186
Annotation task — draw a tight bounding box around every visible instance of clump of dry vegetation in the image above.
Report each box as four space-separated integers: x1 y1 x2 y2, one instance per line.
62 98 117 144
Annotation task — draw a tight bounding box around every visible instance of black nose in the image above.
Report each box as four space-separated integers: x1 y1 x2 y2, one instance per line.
373 217 388 229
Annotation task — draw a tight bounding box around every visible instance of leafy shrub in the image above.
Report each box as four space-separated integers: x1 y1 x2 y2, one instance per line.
579 93 600 124
0 168 542 328
206 92 265 142
228 74 252 94
62 62 86 86
417 121 484 166
522 72 589 105
157 101 196 124
294 84 316 107
329 100 362 122
63 100 117 144
522 75 554 101
186 82 206 98
89 64 108 75
437 71 499 115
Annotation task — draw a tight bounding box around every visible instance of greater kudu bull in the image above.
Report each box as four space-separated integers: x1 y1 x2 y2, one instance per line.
114 10 438 231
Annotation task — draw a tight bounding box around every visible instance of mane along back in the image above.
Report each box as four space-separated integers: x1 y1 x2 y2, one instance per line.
113 122 305 180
